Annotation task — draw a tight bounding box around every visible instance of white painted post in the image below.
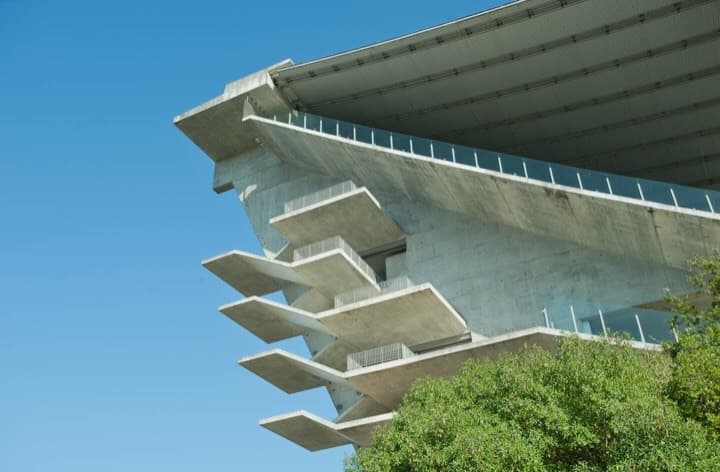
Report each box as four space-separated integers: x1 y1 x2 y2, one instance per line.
303 114 307 128
549 166 555 184
542 308 550 328
635 314 646 344
336 121 340 136
706 193 715 213
409 138 414 154
473 151 479 168
523 160 529 179
498 155 504 173
670 188 679 207
451 147 456 163
353 126 357 141
371 129 375 145
430 143 435 158
570 305 578 333
576 172 583 190
637 182 645 200
606 177 613 195
319 119 323 132
389 133 394 150
598 308 608 338
288 112 292 124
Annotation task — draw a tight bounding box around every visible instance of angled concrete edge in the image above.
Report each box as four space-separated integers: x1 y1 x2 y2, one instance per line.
219 296 332 343
259 410 395 451
238 349 348 394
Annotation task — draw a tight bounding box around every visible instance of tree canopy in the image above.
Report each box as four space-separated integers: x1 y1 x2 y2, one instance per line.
346 252 720 472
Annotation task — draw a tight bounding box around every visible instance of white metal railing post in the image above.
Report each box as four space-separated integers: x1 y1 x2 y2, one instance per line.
389 133 394 150
670 188 679 207
576 172 584 190
672 327 679 342
522 160 529 179
288 112 292 124
303 114 307 128
430 142 435 158
371 129 375 145
637 181 645 200
336 122 340 136
451 147 456 163
353 126 357 140
549 166 555 184
635 314 646 344
319 119 323 133
409 138 414 154
542 308 550 328
598 308 608 338
570 305 578 333
606 177 613 195
706 193 715 213
473 151 479 168
498 155 503 173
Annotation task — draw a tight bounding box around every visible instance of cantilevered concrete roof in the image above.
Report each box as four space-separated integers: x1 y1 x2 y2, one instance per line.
245 115 720 269
259 411 394 451
272 0 720 189
270 187 405 254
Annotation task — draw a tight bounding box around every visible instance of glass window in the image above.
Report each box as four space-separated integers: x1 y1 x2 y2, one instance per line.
338 121 354 140
432 141 453 162
525 159 552 183
550 164 580 189
391 133 412 153
673 184 712 212
476 149 501 172
498 154 524 177
639 180 675 206
410 137 433 157
608 175 642 199
578 170 611 194
454 146 476 167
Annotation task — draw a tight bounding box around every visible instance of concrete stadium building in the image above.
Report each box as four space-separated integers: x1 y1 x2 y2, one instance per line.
175 0 720 451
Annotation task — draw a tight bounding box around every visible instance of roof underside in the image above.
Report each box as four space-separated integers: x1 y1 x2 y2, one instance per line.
273 0 720 189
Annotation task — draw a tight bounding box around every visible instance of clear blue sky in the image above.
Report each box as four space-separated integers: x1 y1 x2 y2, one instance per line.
0 1 500 470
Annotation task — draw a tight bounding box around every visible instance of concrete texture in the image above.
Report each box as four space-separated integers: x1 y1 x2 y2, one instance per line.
319 284 468 353
247 116 720 269
238 349 347 394
270 187 405 253
293 251 378 299
219 297 330 343
259 411 394 451
173 60 292 164
202 250 306 296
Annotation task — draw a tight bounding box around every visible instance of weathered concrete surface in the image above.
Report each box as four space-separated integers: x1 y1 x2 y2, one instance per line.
247 116 720 269
291 288 333 313
320 284 468 353
173 60 292 164
219 297 330 343
335 395 390 422
238 349 347 394
293 251 378 298
270 187 405 253
202 250 307 296
259 411 394 451
345 328 655 408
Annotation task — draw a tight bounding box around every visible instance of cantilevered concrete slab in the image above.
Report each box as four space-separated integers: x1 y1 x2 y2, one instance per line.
173 60 292 164
293 251 378 298
247 116 720 269
345 328 656 408
202 250 307 296
238 349 348 394
270 187 405 253
260 411 395 451
219 297 330 343
320 284 468 353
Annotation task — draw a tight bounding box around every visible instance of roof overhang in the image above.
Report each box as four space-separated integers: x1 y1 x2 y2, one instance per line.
271 0 720 188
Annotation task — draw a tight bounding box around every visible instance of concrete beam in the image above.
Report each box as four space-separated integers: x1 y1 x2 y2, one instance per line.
238 349 347 394
202 250 307 296
260 411 395 451
219 297 331 343
270 187 405 254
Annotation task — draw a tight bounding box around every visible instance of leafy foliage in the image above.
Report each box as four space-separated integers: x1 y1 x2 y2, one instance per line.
665 251 720 436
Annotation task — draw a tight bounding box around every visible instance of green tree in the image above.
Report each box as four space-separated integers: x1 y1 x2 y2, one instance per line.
665 251 720 436
347 338 719 471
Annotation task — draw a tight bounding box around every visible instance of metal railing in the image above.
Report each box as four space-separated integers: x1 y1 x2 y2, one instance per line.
541 301 681 345
347 342 414 370
293 236 377 283
334 276 415 308
268 110 720 216
283 180 358 214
